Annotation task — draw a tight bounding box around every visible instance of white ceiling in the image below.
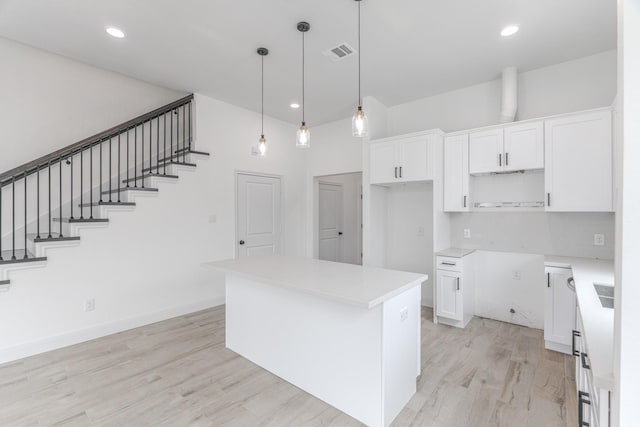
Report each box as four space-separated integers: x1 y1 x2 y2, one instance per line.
0 0 616 125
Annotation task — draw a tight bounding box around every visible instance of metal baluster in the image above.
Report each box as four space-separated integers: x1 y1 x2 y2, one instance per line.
149 117 152 177
23 171 27 258
12 176 16 259
36 165 41 238
109 137 112 202
188 101 192 153
163 113 167 175
59 156 63 237
142 121 145 188
156 115 160 174
70 154 73 220
80 151 84 219
99 139 103 202
118 133 121 202
171 110 174 166
0 181 3 261
90 144 93 219
134 126 137 188
48 160 52 238
126 129 130 188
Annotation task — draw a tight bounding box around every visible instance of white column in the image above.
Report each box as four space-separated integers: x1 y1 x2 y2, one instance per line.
614 1 640 425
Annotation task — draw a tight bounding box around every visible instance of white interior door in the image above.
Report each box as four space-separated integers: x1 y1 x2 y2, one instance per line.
318 182 343 262
236 173 281 257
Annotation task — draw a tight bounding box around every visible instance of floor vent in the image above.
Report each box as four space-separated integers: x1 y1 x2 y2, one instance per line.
323 43 356 61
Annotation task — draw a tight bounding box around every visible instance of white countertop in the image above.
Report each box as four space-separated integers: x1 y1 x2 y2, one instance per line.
544 255 615 391
203 256 427 309
436 248 475 258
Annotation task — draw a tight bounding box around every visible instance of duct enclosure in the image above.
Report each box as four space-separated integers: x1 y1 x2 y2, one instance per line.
499 66 518 123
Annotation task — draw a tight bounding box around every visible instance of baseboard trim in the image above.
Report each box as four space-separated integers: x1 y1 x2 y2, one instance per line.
0 295 225 365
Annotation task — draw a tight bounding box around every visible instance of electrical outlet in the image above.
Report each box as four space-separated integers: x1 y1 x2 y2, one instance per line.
417 226 425 237
85 299 95 312
400 307 409 322
208 214 217 223
463 229 471 239
513 271 522 280
594 234 605 246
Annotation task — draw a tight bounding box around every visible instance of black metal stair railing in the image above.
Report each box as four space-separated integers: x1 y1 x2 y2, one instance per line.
0 94 194 263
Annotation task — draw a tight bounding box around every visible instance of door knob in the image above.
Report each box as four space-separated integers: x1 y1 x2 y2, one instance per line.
338 232 343 236
239 240 245 245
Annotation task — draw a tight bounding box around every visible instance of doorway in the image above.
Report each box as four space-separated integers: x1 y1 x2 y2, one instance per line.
236 172 282 257
315 172 363 265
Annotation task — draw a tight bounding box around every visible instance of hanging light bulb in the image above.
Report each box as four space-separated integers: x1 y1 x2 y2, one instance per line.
257 47 269 156
296 22 311 148
352 0 369 137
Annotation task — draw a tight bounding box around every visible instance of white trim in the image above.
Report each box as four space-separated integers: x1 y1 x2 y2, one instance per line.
0 296 225 365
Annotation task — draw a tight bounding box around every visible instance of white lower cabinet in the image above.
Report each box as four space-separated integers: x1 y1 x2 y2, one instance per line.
575 307 610 427
544 266 576 354
435 254 474 328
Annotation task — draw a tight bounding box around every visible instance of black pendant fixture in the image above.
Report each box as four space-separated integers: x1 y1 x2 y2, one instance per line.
352 0 369 137
257 47 268 157
296 21 311 148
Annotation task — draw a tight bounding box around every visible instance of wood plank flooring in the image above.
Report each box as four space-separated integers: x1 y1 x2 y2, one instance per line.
0 306 576 426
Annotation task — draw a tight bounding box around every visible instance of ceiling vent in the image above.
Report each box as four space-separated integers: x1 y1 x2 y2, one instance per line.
323 43 356 62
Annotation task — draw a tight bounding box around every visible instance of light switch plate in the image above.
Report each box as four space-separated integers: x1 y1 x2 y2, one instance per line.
400 307 409 322
594 234 605 246
463 229 471 239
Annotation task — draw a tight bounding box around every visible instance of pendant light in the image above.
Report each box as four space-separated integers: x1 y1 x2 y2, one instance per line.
352 0 369 137
296 21 311 148
257 47 269 157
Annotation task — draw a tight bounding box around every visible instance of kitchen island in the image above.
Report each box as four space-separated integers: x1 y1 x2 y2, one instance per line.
203 256 427 427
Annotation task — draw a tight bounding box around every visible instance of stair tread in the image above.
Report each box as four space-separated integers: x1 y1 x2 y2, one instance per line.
174 147 210 156
152 160 197 167
0 250 46 265
0 279 9 285
27 233 80 243
122 173 178 184
101 187 158 195
53 218 109 223
78 201 136 208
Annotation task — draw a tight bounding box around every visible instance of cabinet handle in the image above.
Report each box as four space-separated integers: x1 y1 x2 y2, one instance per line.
399 166 403 178
463 195 467 208
498 153 502 166
505 152 509 166
572 330 581 357
456 277 460 290
578 391 591 427
394 167 398 178
441 262 456 266
547 192 551 206
547 272 550 288
581 352 591 370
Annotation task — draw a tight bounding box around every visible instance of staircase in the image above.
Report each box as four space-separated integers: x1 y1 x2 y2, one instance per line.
0 94 208 291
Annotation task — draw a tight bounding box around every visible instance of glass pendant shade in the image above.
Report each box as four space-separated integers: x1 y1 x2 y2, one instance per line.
352 106 369 137
296 122 311 148
258 134 267 156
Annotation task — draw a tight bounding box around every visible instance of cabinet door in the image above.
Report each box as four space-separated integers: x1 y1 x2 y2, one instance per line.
503 121 544 171
545 110 613 212
444 134 470 212
397 136 431 181
369 141 398 184
436 270 463 321
544 267 576 352
469 129 504 174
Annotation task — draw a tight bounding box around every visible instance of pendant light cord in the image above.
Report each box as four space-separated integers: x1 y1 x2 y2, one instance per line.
358 0 362 107
302 31 306 123
261 54 264 134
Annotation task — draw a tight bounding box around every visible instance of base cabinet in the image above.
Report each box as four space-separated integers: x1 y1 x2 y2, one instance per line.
575 307 610 427
544 266 577 354
434 255 474 328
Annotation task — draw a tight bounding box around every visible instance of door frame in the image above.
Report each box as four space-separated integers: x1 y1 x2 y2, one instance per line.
318 180 344 262
234 171 284 258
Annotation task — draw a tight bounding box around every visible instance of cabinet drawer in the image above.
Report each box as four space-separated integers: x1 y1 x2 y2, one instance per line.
436 256 463 272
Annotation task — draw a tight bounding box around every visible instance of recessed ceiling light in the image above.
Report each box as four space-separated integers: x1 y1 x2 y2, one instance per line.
500 25 519 37
290 103 300 109
106 27 126 39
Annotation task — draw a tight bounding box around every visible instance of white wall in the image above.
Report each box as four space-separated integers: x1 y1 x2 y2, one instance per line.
315 173 362 265
0 93 307 363
387 50 617 134
615 1 640 425
0 37 185 174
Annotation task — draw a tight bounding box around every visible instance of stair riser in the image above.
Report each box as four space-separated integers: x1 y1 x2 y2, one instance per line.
28 239 81 258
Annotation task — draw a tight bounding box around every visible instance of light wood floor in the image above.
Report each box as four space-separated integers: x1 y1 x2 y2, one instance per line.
0 306 576 427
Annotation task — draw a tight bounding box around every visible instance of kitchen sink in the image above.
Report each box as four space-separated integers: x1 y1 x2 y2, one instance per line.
594 283 614 309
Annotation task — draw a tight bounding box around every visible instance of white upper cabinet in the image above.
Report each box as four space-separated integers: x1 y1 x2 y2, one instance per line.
469 121 544 174
369 135 432 184
469 129 503 174
545 110 613 212
444 134 470 212
503 121 544 171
